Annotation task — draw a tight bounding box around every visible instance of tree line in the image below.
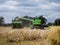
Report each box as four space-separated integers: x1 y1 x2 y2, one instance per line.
0 16 60 26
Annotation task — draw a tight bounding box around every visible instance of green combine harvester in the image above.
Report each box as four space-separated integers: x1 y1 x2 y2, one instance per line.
12 17 45 29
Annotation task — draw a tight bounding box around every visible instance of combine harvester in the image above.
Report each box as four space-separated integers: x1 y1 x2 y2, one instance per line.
12 17 47 29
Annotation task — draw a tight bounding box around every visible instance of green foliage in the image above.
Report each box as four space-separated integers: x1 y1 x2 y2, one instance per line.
0 17 4 26
54 18 60 25
47 23 53 26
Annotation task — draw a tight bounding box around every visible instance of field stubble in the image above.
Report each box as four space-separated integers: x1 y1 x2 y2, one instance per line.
0 26 60 45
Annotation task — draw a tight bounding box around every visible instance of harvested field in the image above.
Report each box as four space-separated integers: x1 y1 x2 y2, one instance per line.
0 26 60 45
45 26 60 45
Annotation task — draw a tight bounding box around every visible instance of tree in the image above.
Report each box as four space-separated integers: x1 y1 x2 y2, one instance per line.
54 18 60 26
23 16 33 19
0 17 4 26
23 16 30 18
47 22 53 26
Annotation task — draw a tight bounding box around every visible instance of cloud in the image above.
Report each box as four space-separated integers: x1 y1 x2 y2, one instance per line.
38 1 60 9
0 0 18 9
48 0 60 3
0 0 7 4
0 0 60 23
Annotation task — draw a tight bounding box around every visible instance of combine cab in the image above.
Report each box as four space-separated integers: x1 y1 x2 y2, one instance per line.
29 18 44 29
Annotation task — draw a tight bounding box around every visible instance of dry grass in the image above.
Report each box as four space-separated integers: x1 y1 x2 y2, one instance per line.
1 26 60 45
0 27 48 41
0 27 48 45
45 26 60 45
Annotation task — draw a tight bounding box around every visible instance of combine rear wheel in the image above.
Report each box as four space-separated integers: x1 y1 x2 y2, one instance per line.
39 25 44 29
12 25 15 29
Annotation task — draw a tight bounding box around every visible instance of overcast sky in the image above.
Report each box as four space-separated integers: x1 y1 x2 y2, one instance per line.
0 0 60 23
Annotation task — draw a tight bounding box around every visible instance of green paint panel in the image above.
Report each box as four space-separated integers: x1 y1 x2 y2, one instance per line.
33 19 42 25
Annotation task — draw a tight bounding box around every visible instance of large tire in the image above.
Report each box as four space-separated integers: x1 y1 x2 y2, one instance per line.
40 25 44 29
12 25 15 29
20 24 24 28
